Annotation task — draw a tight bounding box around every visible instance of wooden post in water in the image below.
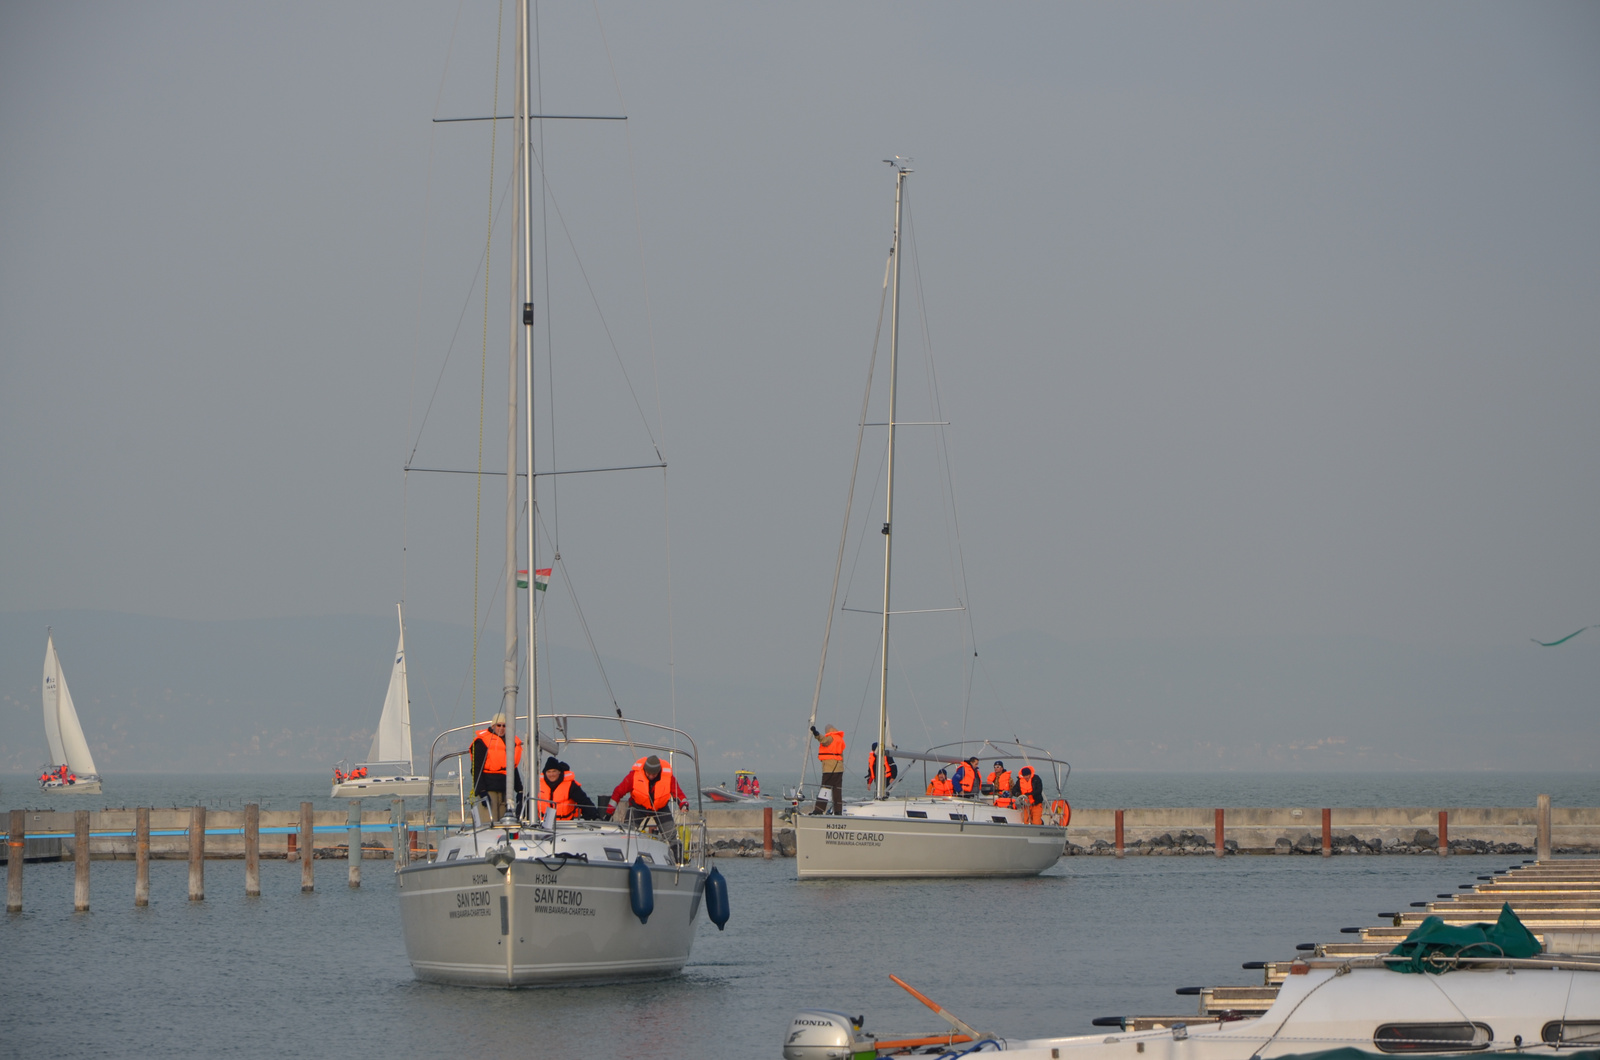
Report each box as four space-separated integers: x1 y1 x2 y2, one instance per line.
1214 808 1225 858
244 803 260 897
1438 810 1449 857
1321 808 1332 858
74 810 91 911
188 806 205 901
1537 794 1552 861
7 809 23 913
763 806 774 859
300 801 315 892
391 798 406 869
1114 809 1125 858
347 799 362 888
135 807 150 906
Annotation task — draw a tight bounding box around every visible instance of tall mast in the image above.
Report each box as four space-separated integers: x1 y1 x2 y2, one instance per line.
876 160 909 801
520 0 539 790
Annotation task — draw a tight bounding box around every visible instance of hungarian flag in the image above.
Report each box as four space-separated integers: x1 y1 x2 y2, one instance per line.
517 568 552 591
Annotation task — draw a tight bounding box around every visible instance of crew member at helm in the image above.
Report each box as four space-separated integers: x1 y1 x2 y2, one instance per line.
471 713 524 821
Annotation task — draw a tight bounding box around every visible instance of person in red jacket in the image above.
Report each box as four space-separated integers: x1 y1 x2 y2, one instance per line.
609 754 687 833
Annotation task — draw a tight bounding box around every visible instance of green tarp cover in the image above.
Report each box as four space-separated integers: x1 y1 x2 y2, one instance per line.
1387 901 1542 973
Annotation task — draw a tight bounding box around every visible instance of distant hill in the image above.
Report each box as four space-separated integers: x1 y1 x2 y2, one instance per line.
3 611 1594 773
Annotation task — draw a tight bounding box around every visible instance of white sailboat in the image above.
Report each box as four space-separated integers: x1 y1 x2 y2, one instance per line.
394 0 726 986
39 632 103 794
332 605 428 798
791 163 1068 878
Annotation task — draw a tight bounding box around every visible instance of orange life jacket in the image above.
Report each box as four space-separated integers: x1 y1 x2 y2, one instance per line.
538 773 579 820
927 775 954 796
953 763 980 793
817 730 845 764
630 759 676 811
987 769 1012 794
475 729 523 775
1017 770 1041 804
867 749 891 782
994 793 1016 808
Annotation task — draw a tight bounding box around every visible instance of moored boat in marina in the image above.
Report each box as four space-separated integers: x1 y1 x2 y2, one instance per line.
784 867 1600 1058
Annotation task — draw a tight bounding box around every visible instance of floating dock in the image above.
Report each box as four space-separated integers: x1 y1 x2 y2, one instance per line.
1098 858 1600 1031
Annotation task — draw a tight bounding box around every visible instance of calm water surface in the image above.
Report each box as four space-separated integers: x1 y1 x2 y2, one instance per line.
2 772 1593 1058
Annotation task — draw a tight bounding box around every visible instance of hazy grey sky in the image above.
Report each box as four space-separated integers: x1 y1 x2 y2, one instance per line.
4 3 1597 729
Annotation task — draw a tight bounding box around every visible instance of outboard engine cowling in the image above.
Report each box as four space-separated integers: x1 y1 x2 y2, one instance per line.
782 1010 874 1060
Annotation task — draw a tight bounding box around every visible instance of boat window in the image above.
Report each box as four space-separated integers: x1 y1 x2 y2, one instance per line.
1542 1021 1600 1046
639 853 655 864
446 849 459 862
604 847 626 862
991 816 1009 824
906 810 928 819
1374 1023 1493 1052
948 814 968 822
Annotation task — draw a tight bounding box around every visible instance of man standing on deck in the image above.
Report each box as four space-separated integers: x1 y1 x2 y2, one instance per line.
810 723 846 814
1016 766 1044 824
471 713 524 821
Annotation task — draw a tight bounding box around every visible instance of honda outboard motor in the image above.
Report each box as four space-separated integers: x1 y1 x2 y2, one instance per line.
782 1010 875 1060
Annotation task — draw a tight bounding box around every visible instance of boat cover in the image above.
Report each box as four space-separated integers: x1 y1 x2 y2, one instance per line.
1387 902 1542 973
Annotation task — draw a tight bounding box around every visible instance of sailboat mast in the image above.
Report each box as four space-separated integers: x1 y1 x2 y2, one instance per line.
877 162 909 801
520 0 539 780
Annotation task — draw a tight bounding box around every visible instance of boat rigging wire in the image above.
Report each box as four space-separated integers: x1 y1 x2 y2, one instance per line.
796 247 893 800
470 0 508 727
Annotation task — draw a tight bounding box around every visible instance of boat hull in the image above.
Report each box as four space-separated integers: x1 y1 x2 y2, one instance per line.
988 963 1600 1059
40 779 102 795
332 775 430 798
397 849 707 986
793 800 1065 878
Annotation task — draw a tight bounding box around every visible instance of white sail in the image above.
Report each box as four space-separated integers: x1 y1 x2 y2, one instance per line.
365 605 411 769
44 633 98 775
42 634 66 765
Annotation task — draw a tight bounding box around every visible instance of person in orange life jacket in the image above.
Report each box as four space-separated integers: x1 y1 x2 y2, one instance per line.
810 723 846 815
986 761 1012 798
950 756 982 795
537 757 601 821
865 742 898 792
926 769 954 796
1016 765 1044 824
608 754 687 831
471 713 524 821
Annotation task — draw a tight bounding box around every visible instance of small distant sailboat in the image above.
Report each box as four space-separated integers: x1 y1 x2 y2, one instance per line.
332 605 429 798
40 632 103 794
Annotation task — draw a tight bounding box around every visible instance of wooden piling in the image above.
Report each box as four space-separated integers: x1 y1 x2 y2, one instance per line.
7 809 23 913
763 806 774 859
74 810 90 911
244 803 260 897
135 807 150 906
188 806 205 901
300 801 314 892
1115 809 1125 858
1321 808 1331 857
347 800 362 888
391 799 406 869
1214 808 1225 858
1438 810 1449 857
1537 794 1552 861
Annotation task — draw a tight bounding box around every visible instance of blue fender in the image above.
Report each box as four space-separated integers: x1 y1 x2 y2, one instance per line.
629 855 654 924
704 865 730 930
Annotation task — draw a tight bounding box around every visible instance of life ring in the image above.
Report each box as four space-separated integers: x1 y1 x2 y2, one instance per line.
1050 799 1071 827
